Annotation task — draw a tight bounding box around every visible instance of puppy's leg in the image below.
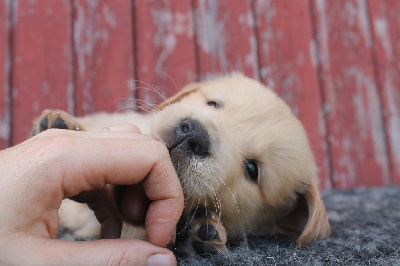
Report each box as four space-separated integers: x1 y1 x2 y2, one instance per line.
58 199 100 238
32 109 83 135
177 209 227 257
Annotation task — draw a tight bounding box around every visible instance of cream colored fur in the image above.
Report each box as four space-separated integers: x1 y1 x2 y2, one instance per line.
58 74 330 246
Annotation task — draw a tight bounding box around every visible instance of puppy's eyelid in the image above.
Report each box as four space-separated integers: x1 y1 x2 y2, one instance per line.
206 100 223 109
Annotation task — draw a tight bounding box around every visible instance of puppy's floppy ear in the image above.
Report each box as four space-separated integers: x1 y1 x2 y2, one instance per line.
296 183 330 247
155 82 201 111
278 182 330 247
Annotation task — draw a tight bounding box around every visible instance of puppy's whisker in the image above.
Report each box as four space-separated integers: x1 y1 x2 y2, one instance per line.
113 104 152 113
177 194 201 236
158 71 182 94
183 185 196 202
131 100 159 113
166 191 194 247
114 106 135 113
181 183 196 212
205 179 222 219
216 193 222 220
133 82 168 102
216 176 240 214
127 98 158 108
113 97 158 113
114 97 135 109
212 188 221 216
130 79 169 106
182 187 198 226
146 86 168 102
115 105 151 114
130 85 153 91
130 79 157 91
185 194 196 219
134 105 153 112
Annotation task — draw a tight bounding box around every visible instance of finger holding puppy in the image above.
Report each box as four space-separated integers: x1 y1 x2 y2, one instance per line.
71 125 175 241
0 127 183 265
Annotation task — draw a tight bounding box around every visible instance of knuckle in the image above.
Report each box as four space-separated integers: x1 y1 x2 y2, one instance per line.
36 128 65 138
119 124 141 132
127 124 140 132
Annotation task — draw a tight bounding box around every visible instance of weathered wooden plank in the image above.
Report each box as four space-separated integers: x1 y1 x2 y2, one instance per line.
254 0 331 189
194 0 259 80
135 0 197 109
74 0 135 116
312 0 390 188
0 0 10 149
368 0 400 184
11 0 73 145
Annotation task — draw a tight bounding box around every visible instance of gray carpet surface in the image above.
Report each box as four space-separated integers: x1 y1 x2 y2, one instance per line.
58 186 400 265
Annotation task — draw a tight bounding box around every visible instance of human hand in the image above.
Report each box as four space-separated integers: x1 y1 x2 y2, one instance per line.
0 126 184 265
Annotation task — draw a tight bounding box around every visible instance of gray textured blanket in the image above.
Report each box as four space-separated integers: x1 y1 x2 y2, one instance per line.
58 186 400 265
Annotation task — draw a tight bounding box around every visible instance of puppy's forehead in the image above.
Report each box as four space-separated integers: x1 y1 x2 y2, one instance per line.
201 76 290 120
200 77 278 106
199 76 299 155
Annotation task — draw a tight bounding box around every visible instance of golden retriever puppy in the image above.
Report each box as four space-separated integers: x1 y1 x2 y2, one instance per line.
32 74 330 256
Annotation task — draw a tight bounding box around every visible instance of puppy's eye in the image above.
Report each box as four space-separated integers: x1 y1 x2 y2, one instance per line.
207 100 221 109
245 160 259 182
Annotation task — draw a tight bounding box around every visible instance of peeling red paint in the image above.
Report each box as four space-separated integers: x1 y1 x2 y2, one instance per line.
74 0 135 116
0 0 10 149
369 0 400 184
0 0 398 189
135 0 196 108
255 0 331 189
194 0 259 80
11 0 73 145
313 0 390 188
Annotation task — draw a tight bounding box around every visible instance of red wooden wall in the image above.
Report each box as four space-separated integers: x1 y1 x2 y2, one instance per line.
0 0 399 190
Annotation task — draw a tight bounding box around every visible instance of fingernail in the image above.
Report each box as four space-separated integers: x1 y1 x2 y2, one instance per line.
147 254 175 266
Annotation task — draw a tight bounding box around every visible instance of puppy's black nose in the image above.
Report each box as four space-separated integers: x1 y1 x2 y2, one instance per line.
172 119 210 156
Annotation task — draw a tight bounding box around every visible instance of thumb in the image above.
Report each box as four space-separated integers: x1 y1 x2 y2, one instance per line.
18 238 176 266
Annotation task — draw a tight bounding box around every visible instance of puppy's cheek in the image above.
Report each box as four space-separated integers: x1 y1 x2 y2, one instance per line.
120 184 151 225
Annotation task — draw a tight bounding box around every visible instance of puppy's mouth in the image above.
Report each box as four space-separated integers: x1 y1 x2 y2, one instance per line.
158 118 225 200
166 135 209 157
159 119 212 181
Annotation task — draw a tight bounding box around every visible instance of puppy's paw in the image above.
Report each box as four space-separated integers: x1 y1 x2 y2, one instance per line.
32 109 82 136
190 210 227 257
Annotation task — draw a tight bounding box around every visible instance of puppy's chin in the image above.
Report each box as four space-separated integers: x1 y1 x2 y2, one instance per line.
168 147 220 201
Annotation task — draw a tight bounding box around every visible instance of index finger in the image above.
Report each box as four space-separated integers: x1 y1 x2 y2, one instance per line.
50 135 183 247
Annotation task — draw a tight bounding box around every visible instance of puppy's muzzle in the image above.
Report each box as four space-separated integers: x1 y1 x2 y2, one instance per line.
167 119 211 157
